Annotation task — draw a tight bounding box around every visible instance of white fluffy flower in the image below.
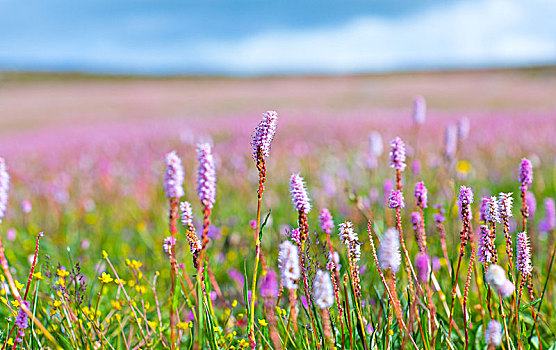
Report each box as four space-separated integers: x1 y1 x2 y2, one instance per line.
313 270 334 309
278 241 300 290
378 228 402 273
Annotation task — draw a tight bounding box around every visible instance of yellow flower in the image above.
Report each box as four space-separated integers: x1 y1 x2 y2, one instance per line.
0 297 7 304
6 338 13 346
148 320 158 330
456 160 471 174
98 272 113 284
12 299 20 308
231 300 238 308
177 322 189 330
57 269 69 278
258 319 268 327
110 300 122 311
128 279 136 287
114 279 126 286
135 286 147 294
56 279 65 286
237 313 244 319
33 271 44 280
14 280 24 290
102 250 108 259
130 260 143 269
53 300 62 308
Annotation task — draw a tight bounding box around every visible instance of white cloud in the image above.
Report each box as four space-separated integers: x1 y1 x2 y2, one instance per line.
195 0 556 74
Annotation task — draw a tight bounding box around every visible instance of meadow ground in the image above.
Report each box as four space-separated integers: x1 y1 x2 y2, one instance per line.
0 69 555 349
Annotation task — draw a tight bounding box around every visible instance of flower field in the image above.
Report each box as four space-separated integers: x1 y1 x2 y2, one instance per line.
0 73 555 349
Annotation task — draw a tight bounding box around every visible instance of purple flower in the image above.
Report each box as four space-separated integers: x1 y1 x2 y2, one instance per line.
388 190 405 209
444 124 458 160
14 300 30 343
540 198 555 232
378 228 401 273
313 270 334 309
410 211 421 229
433 205 446 224
389 137 407 172
477 225 494 264
251 110 278 160
415 253 431 283
278 240 300 290
0 158 10 222
516 232 533 277
228 268 244 289
458 185 474 220
290 227 301 245
485 320 502 346
319 208 334 232
479 197 489 222
163 151 184 199
412 95 426 125
414 182 428 208
457 117 470 141
163 236 175 255
20 200 32 214
196 143 216 209
289 173 311 214
526 192 536 217
519 158 533 191
383 180 394 206
260 270 279 299
180 201 193 227
432 257 441 271
498 192 513 220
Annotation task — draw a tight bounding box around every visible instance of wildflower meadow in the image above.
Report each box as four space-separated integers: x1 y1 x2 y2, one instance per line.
0 88 555 350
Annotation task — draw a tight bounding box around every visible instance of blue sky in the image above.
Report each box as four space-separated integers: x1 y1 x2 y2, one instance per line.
0 0 555 75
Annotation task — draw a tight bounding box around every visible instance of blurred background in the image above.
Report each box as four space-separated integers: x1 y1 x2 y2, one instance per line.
0 0 555 272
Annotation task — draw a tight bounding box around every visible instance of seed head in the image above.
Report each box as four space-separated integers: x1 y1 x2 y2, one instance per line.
389 137 407 172
485 320 502 346
196 143 216 209
378 228 402 274
289 173 311 214
486 264 514 298
313 270 334 309
278 240 300 290
251 110 278 160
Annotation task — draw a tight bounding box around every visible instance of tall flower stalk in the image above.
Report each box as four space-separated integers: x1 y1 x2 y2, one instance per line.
319 209 344 344
449 185 474 339
519 158 533 231
289 173 318 345
195 142 216 350
163 151 185 347
248 111 277 348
